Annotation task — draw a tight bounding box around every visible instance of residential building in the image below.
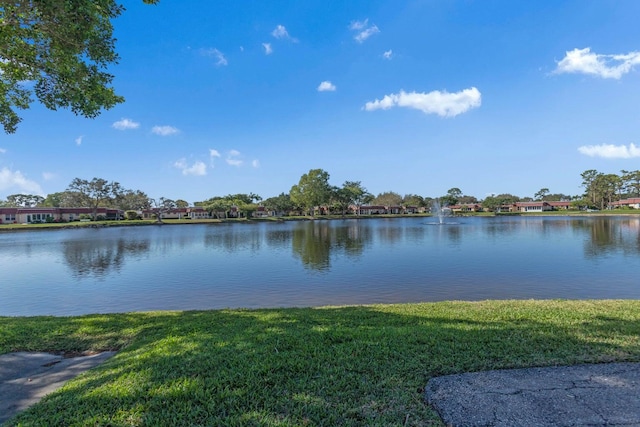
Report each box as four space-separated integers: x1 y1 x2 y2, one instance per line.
0 207 123 224
513 202 553 213
609 198 640 209
449 203 483 213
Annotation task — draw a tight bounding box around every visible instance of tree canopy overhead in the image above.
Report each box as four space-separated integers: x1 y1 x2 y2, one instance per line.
0 0 158 134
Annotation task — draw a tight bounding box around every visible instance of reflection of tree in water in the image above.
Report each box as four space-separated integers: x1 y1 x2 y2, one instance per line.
375 221 403 244
292 221 372 271
481 218 572 241
335 222 372 257
63 238 150 278
574 217 640 258
203 226 263 254
264 229 292 250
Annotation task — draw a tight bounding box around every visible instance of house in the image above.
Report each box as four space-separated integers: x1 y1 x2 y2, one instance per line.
513 202 553 213
141 206 214 220
187 206 211 219
387 205 402 214
0 207 123 223
253 206 269 218
354 205 387 215
449 203 483 213
609 198 640 209
546 201 572 210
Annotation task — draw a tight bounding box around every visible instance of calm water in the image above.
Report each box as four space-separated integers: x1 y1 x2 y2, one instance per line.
1 216 639 316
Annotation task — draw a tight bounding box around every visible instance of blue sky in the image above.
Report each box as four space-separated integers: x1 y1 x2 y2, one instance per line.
2 0 640 204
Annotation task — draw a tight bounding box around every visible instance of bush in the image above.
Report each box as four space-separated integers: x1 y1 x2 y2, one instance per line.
125 210 140 220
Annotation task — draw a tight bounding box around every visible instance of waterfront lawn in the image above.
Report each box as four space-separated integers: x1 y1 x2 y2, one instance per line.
2 300 640 426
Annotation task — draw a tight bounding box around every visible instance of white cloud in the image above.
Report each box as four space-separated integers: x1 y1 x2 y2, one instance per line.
355 25 380 43
578 143 640 159
262 43 273 55
174 159 207 176
349 19 369 31
271 25 297 42
152 125 179 136
226 150 243 167
42 172 56 181
0 167 43 194
363 87 482 117
252 159 260 168
112 118 140 130
383 50 393 60
75 136 83 146
555 47 640 79
0 148 6 154
209 149 221 167
317 81 336 92
201 48 228 66
349 19 379 43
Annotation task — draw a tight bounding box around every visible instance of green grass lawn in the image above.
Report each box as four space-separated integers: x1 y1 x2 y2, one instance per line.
2 300 640 426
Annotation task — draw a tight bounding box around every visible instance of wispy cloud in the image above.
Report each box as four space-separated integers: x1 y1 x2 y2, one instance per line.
317 81 336 92
383 50 393 60
75 136 83 146
174 159 207 176
201 48 228 66
152 125 179 136
0 147 6 154
42 172 56 181
262 43 273 55
349 19 379 43
363 87 481 117
112 118 140 130
209 149 221 167
349 19 369 31
555 48 640 79
226 150 243 167
0 167 43 194
578 143 640 159
252 159 260 168
271 25 297 42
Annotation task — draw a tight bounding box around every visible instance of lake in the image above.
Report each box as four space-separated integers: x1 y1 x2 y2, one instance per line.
1 216 639 316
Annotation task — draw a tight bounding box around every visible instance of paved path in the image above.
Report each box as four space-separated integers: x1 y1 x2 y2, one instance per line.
0 351 115 425
425 362 640 426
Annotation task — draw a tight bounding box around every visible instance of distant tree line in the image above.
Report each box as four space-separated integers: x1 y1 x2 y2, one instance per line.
1 168 639 217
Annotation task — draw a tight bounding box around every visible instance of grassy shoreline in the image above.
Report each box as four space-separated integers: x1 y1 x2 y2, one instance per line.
1 210 639 232
2 300 639 426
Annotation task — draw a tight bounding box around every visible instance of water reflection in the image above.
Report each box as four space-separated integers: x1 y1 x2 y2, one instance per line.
2 216 640 316
573 217 640 258
203 225 263 253
265 229 292 250
375 220 403 244
291 221 372 270
63 238 150 278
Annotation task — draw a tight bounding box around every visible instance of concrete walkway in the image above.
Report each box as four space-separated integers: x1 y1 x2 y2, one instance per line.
0 351 115 425
425 362 640 426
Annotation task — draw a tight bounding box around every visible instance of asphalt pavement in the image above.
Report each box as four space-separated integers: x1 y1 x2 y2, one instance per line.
0 351 115 425
426 362 640 426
